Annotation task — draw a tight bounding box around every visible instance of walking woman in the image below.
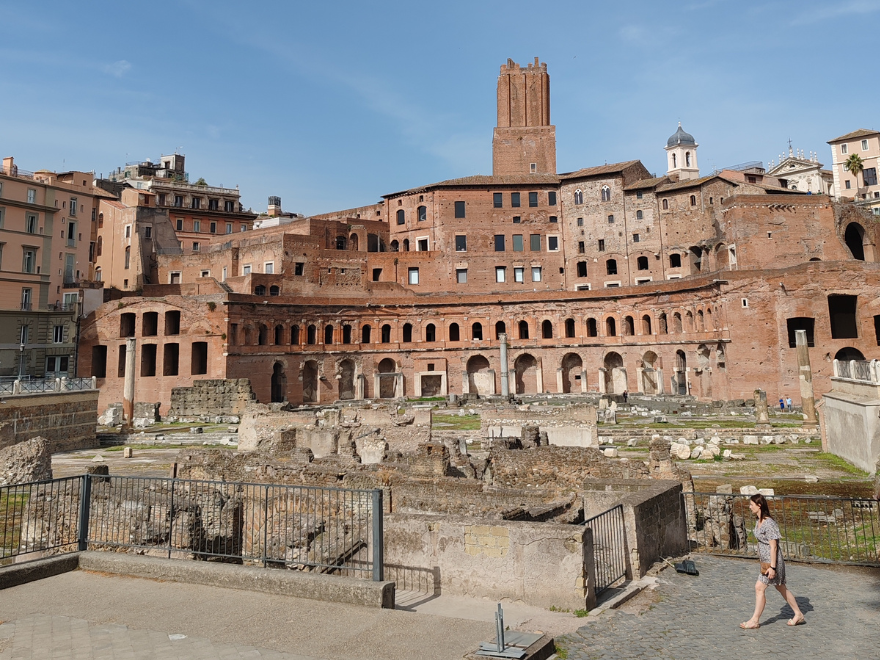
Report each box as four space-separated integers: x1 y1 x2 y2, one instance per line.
740 493 805 628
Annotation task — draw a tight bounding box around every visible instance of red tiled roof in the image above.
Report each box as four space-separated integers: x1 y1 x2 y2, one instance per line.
827 128 879 143
558 160 643 180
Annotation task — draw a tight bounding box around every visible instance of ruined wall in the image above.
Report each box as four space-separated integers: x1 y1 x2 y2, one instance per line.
168 379 256 420
383 513 594 610
0 391 98 453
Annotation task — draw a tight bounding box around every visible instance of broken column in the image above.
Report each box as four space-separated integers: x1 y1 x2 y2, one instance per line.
499 333 509 397
123 337 137 429
795 329 819 427
754 389 769 426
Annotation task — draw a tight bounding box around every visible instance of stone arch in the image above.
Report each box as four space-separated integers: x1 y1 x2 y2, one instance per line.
835 347 865 361
390 239 400 252
361 324 372 343
467 355 492 396
425 323 436 342
514 353 539 394
349 233 359 251
672 350 688 395
339 358 356 400
324 324 334 345
381 324 391 343
561 353 583 394
449 323 460 341
302 360 318 403
603 351 626 394
271 362 287 403
377 357 397 398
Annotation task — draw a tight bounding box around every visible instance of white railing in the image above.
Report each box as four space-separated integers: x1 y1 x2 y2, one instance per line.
0 377 97 395
833 359 880 384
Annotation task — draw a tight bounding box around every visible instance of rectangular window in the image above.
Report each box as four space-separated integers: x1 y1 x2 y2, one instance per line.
242 264 252 275
372 268 381 281
226 222 233 234
91 346 107 378
67 221 76 247
176 218 184 231
633 233 640 243
209 221 217 233
548 236 559 251
577 261 588 277
53 325 64 343
598 239 605 251
192 242 200 251
264 262 274 274
549 215 557 223
23 212 39 234
495 266 506 283
417 238 429 251
786 317 816 348
454 201 466 218
27 189 36 204
577 217 583 226
512 216 521 224
208 199 219 210
637 191 643 199
528 192 538 207
222 267 227 280
225 200 235 212
408 267 420 284
294 262 304 276
22 248 36 273
514 267 524 283
608 214 615 223
174 195 184 207
828 294 858 339
141 344 157 377
191 342 208 375
493 193 503 208
530 234 541 251
191 197 201 210
0 207 4 229
531 266 542 282
841 144 848 154
512 234 524 252
845 180 851 190
241 225 247 231
863 168 878 186
548 191 557 205
193 220 201 232
862 139 869 151
456 268 467 283
494 235 505 251
418 205 427 221
125 225 131 238
455 235 467 251
511 192 521 208
144 226 152 239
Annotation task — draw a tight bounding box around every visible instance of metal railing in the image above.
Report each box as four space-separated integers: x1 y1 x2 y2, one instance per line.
581 504 627 594
62 377 96 391
19 379 58 393
833 359 880 383
683 492 880 566
1 475 385 580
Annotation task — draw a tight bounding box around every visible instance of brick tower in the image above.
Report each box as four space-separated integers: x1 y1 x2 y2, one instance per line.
492 57 557 176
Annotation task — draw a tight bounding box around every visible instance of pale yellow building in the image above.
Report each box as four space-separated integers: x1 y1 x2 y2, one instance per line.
828 129 880 215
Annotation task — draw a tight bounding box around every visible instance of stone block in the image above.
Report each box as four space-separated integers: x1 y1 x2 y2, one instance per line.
0 437 53 486
758 488 775 496
98 405 123 427
761 435 775 445
123 447 133 458
690 447 703 459
740 485 759 495
603 447 618 458
743 435 759 445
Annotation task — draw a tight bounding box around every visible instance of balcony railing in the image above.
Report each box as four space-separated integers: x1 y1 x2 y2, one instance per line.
20 301 32 311
151 179 240 196
833 359 880 383
0 377 97 395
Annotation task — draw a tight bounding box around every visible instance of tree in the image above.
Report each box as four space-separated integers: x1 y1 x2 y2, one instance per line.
193 177 208 186
844 153 864 196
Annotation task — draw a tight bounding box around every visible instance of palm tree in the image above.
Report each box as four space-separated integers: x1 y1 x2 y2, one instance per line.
844 153 864 197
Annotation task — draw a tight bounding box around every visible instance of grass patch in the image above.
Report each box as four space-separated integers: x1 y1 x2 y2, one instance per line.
812 453 870 477
432 414 481 431
407 396 446 402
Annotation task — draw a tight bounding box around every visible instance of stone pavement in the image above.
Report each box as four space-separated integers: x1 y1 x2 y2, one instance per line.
558 555 880 659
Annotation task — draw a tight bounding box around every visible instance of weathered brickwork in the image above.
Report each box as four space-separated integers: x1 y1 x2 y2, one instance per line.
0 391 98 452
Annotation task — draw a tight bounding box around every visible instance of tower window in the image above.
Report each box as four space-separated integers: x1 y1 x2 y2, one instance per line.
601 186 611 202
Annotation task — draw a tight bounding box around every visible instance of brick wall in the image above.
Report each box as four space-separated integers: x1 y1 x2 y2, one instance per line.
0 390 98 452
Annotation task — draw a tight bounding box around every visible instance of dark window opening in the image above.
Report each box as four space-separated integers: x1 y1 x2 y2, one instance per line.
518 320 529 339
342 325 352 344
786 318 816 348
141 344 157 377
307 325 317 345
324 325 334 344
449 323 460 341
361 324 371 343
255 285 267 296
372 268 382 281
455 235 467 251
191 342 208 375
163 344 179 376
290 325 300 344
493 193 503 208
396 209 405 225
454 201 466 218
472 322 483 340
828 295 859 339
874 315 880 346
587 318 598 337
117 344 127 377
528 192 538 207
120 313 135 338
844 223 865 260
670 253 682 268
495 321 506 339
275 325 284 345
258 325 269 345
294 262 305 275
637 256 649 270
425 323 436 342
511 192 521 208
269 285 280 296
530 234 541 251
548 191 557 205
402 323 413 342
606 317 617 336
165 311 181 335
565 318 575 338
381 324 391 343
91 346 107 378
577 261 588 277
598 239 605 252
494 235 505 251
606 259 617 275
542 320 553 339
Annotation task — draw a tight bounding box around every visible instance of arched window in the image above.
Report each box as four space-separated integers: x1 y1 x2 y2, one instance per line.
97 213 104 228
269 285 280 296
396 209 405 225
403 239 410 252
381 324 391 343
425 323 436 342
672 153 677 168
697 310 705 331
690 195 697 206
637 256 649 270
606 317 617 336
255 285 266 295
96 236 103 257
274 325 284 345
574 189 584 205
586 318 598 337
636 210 643 220
662 199 669 210
518 320 529 339
342 325 352 344
658 313 668 334
335 235 347 250
361 324 371 343
324 324 334 344
606 259 617 275
258 325 269 345
673 313 683 333
449 323 460 341
390 240 399 252
565 318 575 338
95 267 102 281
124 246 130 269
495 321 506 339
623 316 634 336
686 151 691 167
542 320 553 339
402 323 413 342
601 186 611 202
307 324 316 345
417 205 427 221
642 314 652 335
472 322 483 340
290 325 300 344
670 253 682 268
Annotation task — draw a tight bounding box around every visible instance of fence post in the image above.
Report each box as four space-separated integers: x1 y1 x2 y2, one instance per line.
167 478 176 559
77 474 92 551
372 489 384 582
262 486 269 568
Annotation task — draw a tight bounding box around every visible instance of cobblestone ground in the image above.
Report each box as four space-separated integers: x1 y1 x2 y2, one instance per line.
559 555 880 660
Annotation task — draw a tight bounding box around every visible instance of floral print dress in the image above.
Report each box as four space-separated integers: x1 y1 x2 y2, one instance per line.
755 517 786 585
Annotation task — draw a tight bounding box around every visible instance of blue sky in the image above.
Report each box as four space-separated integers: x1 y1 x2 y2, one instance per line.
1 1 878 215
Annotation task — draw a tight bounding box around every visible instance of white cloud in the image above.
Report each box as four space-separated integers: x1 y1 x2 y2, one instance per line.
102 60 131 78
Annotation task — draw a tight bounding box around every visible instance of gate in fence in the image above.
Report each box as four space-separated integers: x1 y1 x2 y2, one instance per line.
581 504 627 594
1 475 385 580
683 492 880 566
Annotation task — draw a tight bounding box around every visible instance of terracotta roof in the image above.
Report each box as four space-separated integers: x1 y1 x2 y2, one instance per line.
102 200 125 209
656 174 725 193
383 174 560 198
828 128 880 143
624 176 670 191
558 160 643 180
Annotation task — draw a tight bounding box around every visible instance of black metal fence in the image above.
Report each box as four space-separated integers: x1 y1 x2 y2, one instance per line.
1 475 385 580
684 492 880 567
581 504 627 594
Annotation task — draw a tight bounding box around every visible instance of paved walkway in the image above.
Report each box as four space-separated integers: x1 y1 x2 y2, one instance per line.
559 555 880 659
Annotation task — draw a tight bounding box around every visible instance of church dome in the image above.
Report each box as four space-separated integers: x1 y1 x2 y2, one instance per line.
667 123 696 147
